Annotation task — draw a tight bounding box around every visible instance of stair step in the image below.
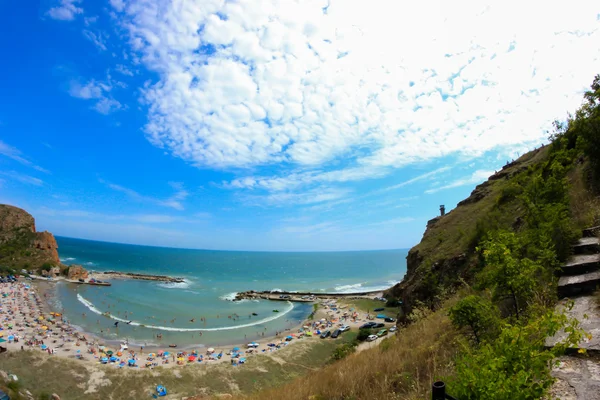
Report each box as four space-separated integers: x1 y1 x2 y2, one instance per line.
583 226 600 238
573 237 600 255
546 295 600 352
561 254 600 276
558 271 600 298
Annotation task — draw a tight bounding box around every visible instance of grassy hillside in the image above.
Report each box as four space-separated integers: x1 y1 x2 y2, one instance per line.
228 74 600 400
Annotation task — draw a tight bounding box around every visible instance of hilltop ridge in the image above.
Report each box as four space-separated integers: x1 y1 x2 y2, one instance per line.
385 146 555 317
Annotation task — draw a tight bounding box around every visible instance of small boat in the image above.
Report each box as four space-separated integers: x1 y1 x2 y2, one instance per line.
252 312 258 316
169 344 177 348
374 308 385 312
272 310 279 313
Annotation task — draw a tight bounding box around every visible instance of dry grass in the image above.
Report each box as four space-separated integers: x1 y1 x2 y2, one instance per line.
232 303 460 400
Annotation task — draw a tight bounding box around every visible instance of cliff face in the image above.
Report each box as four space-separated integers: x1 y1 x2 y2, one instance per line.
385 146 551 319
0 204 61 271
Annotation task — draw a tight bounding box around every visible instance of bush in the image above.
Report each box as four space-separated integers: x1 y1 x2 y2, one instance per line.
331 341 358 360
448 295 499 344
449 310 586 399
357 328 373 341
385 298 401 307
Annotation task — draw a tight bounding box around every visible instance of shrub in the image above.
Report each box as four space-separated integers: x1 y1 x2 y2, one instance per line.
385 298 401 307
357 328 373 341
449 309 586 400
448 295 499 344
331 341 358 360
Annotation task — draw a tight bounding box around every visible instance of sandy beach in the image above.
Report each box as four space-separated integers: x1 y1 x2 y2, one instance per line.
0 279 395 372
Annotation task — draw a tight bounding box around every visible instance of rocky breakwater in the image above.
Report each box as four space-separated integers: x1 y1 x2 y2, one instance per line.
0 204 61 270
96 271 185 283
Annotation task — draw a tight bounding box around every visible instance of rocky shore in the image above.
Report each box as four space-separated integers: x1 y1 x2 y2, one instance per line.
93 271 185 283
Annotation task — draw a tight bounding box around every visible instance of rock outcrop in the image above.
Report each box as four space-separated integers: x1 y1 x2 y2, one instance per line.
0 204 61 271
67 265 89 280
32 231 59 264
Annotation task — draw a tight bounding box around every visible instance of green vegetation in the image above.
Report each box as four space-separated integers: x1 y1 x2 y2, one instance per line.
230 74 600 400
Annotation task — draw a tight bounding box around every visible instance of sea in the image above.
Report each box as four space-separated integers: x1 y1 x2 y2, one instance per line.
49 236 408 349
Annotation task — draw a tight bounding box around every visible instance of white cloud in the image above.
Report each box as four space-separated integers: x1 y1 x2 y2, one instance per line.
243 187 351 207
114 0 600 177
376 167 451 194
47 0 83 21
0 140 49 173
425 169 494 194
100 179 188 210
115 64 134 76
0 171 43 186
109 0 126 12
83 30 108 51
368 217 415 226
93 97 123 114
68 78 123 114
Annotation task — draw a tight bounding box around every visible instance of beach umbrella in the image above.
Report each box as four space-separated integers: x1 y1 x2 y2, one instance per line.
101 357 108 364
163 352 170 356
106 350 113 356
128 359 136 366
286 336 293 340
41 326 48 330
188 355 195 362
110 356 118 362
207 347 215 353
7 335 14 341
99 345 105 350
0 338 6 343
41 344 48 350
232 347 240 351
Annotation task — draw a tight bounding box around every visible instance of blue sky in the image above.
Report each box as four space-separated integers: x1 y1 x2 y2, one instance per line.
1 0 599 251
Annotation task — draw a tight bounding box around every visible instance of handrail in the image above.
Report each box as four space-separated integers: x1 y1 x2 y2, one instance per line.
432 381 458 400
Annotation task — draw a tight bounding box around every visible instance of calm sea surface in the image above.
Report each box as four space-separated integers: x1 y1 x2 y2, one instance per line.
51 236 407 347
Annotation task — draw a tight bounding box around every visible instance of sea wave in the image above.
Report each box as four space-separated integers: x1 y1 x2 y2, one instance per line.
59 257 76 262
84 262 95 266
332 282 396 294
156 280 191 289
219 292 238 301
76 294 294 332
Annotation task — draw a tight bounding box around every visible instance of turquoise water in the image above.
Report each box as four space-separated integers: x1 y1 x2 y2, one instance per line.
52 237 407 348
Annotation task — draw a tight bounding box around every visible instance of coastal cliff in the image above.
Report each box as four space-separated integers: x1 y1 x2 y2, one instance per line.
0 204 61 272
385 146 553 318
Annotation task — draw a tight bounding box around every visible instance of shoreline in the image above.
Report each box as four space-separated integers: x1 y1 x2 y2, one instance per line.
2 279 396 370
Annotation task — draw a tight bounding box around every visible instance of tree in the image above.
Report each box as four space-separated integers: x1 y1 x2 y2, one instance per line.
449 295 499 344
480 231 541 319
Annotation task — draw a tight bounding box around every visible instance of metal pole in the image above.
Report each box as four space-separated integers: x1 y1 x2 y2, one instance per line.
432 381 446 400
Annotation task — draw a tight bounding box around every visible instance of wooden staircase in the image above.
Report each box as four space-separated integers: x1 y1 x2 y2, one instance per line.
547 233 600 399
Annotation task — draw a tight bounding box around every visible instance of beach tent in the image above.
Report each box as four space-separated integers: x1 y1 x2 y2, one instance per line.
156 385 167 397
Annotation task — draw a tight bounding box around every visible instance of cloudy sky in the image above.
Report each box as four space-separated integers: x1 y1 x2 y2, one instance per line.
0 0 599 251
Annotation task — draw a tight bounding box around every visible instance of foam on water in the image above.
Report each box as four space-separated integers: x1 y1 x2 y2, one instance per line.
77 294 294 332
59 257 76 262
332 282 396 294
219 292 238 301
156 280 191 289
